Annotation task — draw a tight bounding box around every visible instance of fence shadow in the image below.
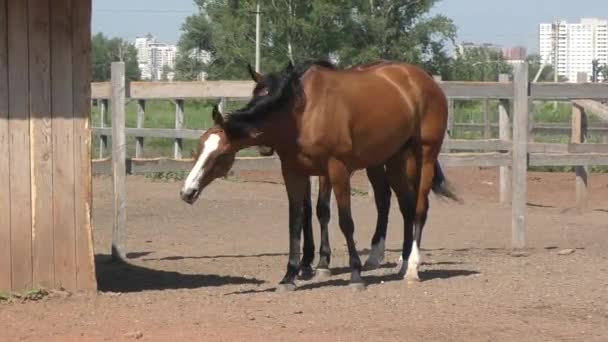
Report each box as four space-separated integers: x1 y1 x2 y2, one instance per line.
95 254 265 293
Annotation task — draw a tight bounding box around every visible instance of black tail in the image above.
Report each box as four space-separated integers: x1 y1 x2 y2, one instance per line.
431 161 462 203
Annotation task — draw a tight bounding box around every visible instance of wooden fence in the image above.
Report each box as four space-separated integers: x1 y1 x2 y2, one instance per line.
93 62 608 255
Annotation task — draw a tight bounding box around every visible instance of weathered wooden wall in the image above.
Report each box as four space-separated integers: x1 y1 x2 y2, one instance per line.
0 0 96 292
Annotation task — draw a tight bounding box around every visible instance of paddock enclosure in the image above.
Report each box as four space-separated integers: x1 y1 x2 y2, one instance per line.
1 1 608 339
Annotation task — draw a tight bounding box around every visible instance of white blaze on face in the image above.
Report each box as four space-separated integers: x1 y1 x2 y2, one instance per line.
182 134 221 194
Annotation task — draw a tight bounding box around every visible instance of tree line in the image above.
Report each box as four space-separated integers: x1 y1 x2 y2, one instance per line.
93 0 600 83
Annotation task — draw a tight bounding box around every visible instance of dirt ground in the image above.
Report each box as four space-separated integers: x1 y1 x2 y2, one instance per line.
1 167 608 341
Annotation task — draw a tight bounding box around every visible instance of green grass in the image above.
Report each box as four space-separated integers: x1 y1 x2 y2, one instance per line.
91 99 259 158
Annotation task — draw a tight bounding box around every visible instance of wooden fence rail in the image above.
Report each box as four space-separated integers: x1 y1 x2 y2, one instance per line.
95 62 608 253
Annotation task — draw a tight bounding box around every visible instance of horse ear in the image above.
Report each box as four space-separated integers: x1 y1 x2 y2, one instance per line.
247 63 264 83
212 103 225 127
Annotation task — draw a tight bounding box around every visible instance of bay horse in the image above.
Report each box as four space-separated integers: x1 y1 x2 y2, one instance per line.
180 60 448 291
253 61 460 280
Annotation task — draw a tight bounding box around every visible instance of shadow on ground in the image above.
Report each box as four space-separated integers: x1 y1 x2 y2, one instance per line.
225 267 480 295
95 254 265 293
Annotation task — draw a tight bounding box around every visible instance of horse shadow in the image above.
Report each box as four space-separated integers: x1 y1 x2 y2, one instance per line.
95 254 265 293
296 268 480 291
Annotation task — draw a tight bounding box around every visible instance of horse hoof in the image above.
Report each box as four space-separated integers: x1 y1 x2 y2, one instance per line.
349 282 367 292
276 283 297 292
299 267 315 281
314 268 331 280
406 275 421 284
363 259 381 271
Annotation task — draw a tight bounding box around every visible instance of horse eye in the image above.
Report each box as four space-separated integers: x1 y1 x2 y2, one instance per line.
258 88 269 96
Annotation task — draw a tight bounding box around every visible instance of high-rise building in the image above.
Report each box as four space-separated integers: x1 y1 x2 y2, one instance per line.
502 46 527 62
134 34 211 81
539 18 608 82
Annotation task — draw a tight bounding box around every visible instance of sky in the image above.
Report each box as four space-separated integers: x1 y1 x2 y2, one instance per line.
92 0 608 53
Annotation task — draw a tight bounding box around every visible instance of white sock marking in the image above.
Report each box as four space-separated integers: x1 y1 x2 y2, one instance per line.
182 134 220 194
368 238 385 265
406 240 421 280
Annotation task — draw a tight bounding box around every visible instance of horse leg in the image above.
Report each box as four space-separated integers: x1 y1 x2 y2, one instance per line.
328 159 365 290
299 177 315 280
315 176 333 278
401 144 434 282
277 170 309 292
385 146 421 283
364 165 392 270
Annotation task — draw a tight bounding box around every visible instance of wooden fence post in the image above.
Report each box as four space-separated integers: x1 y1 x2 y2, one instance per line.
99 99 109 159
498 74 511 204
572 72 588 208
483 99 491 139
174 99 184 159
111 62 127 260
135 99 145 158
433 75 453 154
511 62 528 249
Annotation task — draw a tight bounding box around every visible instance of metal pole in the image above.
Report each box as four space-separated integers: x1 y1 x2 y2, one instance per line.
255 3 261 72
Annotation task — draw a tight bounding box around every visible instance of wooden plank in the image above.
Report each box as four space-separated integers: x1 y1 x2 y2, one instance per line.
94 80 608 102
29 0 55 289
98 99 108 158
92 127 205 140
483 99 491 139
72 0 96 291
572 73 588 208
568 143 608 153
442 98 455 154
572 99 608 122
92 156 280 175
530 153 608 166
0 0 11 291
91 81 111 98
511 62 528 249
50 0 77 290
129 81 254 99
453 122 608 135
498 74 511 205
530 82 608 100
439 82 513 99
8 0 33 291
135 99 145 158
174 99 184 159
438 152 511 167
443 139 511 151
111 62 127 261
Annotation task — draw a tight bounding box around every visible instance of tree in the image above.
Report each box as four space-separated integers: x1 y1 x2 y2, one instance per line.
448 46 512 81
92 33 141 82
160 65 173 81
525 53 567 82
176 0 456 80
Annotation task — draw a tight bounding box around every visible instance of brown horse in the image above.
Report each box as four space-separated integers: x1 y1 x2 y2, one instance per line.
180 60 450 291
253 61 459 279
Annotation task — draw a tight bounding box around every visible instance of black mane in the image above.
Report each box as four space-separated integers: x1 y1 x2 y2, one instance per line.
223 59 337 138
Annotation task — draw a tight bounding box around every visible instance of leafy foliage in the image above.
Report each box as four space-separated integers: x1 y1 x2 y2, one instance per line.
92 33 141 82
448 47 512 81
176 0 456 80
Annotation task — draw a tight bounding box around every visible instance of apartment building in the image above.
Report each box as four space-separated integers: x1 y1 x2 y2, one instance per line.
539 18 608 82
